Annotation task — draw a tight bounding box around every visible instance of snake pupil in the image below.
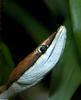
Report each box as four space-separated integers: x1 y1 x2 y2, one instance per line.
40 45 48 54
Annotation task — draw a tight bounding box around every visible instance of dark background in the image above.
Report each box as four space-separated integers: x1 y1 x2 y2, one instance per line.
1 0 81 99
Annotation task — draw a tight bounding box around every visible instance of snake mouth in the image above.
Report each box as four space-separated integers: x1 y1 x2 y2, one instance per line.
44 25 66 61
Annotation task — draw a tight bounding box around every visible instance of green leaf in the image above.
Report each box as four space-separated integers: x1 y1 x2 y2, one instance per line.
0 41 14 84
69 0 81 59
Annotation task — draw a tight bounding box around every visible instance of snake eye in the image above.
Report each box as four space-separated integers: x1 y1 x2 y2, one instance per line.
37 45 48 54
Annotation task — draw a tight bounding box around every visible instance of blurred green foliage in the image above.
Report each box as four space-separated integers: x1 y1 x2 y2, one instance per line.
0 41 14 84
4 0 50 43
1 0 81 99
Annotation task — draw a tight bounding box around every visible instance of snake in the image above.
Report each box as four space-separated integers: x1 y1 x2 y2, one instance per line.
0 25 66 99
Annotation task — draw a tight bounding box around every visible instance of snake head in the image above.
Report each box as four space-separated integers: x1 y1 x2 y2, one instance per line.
17 25 66 86
0 25 66 99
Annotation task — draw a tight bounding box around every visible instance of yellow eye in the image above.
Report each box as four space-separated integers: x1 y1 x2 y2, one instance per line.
37 45 48 54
